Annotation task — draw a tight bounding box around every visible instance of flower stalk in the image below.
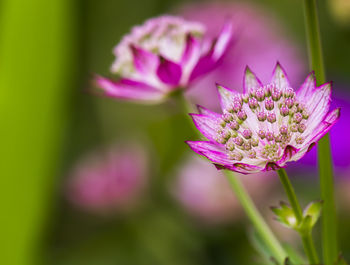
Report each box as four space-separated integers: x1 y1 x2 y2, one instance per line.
303 1 338 264
225 170 287 263
277 169 319 264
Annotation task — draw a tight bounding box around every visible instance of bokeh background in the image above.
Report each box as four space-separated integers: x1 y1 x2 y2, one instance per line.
1 0 350 265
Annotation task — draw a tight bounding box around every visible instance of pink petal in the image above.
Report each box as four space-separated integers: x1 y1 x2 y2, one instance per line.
270 62 290 89
296 71 316 100
212 21 233 60
186 141 232 165
216 83 239 110
130 44 159 74
156 56 182 86
95 76 164 102
181 34 201 66
243 66 263 94
190 113 218 141
276 145 300 166
197 105 221 119
303 82 332 134
290 108 340 162
230 163 264 174
189 21 233 82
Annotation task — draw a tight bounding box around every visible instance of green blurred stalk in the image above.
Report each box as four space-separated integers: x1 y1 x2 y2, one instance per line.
303 1 338 264
0 1 76 265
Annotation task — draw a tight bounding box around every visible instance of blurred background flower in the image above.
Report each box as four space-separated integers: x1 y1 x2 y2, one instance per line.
96 15 232 103
66 144 148 214
173 156 275 224
178 2 306 110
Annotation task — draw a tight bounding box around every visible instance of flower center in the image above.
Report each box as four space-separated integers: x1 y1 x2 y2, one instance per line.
215 84 309 162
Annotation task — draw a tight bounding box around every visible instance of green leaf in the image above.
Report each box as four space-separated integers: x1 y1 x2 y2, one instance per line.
271 202 298 229
302 200 323 228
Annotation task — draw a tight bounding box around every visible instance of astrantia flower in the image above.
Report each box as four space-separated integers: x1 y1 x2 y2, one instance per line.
186 63 340 174
96 15 232 103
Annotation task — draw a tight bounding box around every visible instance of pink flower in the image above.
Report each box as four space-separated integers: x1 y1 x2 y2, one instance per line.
66 145 147 214
174 156 274 224
96 15 232 103
186 63 340 174
178 2 306 110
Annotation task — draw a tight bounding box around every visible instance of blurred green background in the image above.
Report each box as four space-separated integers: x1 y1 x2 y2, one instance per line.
1 0 350 265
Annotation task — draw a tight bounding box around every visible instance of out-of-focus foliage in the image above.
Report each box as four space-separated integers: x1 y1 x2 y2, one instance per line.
0 0 77 265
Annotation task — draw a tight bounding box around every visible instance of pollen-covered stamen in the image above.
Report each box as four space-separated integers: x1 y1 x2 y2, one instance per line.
271 88 282 101
229 101 242 113
266 132 275 141
237 110 247 121
257 111 267 121
298 123 306 133
295 136 305 145
285 98 294 108
247 149 256 158
255 88 265 101
280 104 289 117
228 120 240 130
294 113 303 123
223 113 233 122
290 124 298 132
225 138 235 151
242 129 252 139
267 113 276 123
234 136 244 146
280 125 288 135
248 97 259 109
284 87 295 98
265 99 274 110
258 130 266 139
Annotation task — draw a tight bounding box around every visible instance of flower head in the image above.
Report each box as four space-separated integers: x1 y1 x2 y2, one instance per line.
96 15 232 103
66 145 148 214
186 63 340 174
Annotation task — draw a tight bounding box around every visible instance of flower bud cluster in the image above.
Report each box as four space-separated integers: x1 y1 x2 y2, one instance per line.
215 84 309 161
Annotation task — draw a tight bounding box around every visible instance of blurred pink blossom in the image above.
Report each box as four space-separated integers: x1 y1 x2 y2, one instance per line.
66 145 148 214
178 2 306 110
174 156 275 224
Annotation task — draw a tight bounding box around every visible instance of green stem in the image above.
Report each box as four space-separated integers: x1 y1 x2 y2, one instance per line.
225 171 287 264
277 169 319 264
277 169 303 223
301 233 319 265
303 1 338 264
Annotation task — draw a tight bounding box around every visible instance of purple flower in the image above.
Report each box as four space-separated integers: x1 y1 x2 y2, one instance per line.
178 2 306 110
173 156 274 224
186 63 340 174
66 145 147 214
96 15 232 103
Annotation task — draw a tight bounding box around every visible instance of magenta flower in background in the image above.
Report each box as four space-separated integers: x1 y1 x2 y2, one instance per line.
96 15 232 103
178 2 306 110
66 145 147 214
186 63 340 174
174 156 274 224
